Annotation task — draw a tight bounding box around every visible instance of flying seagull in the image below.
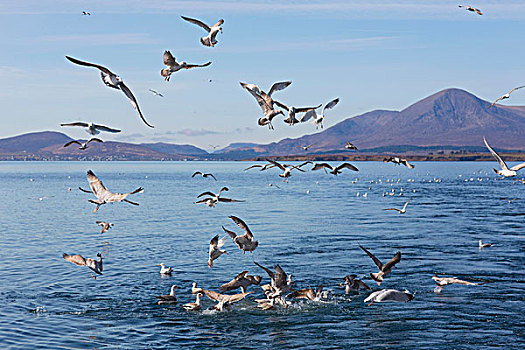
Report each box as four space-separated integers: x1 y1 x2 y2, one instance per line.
222 215 259 254
273 101 322 126
484 137 525 177
208 234 228 268
65 56 154 128
359 245 402 286
384 197 412 214
458 5 483 15
219 271 262 294
287 285 325 301
158 263 173 275
299 98 339 129
149 89 163 97
311 162 359 175
240 82 291 129
383 156 414 169
155 285 181 305
160 50 211 82
63 138 103 150
244 162 277 172
298 144 314 151
345 141 358 150
200 289 252 312
181 16 224 47
364 289 414 306
82 11 90 16
79 170 143 213
60 122 120 135
96 221 113 233
194 187 244 207
343 274 371 293
265 159 311 182
432 274 484 293
63 252 103 279
192 171 217 181
488 86 525 108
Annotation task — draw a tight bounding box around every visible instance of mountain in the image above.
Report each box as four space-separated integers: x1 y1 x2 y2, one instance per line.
140 142 208 156
0 131 72 154
218 88 525 157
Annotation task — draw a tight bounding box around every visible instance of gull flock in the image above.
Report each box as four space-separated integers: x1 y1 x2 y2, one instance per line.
57 8 525 314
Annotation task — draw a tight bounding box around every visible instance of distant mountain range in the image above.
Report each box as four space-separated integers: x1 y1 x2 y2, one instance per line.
1 88 524 160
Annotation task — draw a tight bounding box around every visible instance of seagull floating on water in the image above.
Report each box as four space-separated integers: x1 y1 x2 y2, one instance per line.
65 56 154 128
160 50 211 82
181 16 224 47
63 252 103 279
96 221 113 233
63 138 103 150
158 263 173 275
182 293 203 311
483 137 525 177
364 289 413 306
478 240 494 250
359 245 401 286
61 122 120 135
222 215 259 254
156 285 180 304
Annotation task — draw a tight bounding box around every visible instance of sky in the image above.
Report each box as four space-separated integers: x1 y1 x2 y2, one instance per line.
1 0 525 151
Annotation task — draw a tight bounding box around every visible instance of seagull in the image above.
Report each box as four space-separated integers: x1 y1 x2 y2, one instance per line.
311 162 359 175
287 285 325 301
254 262 293 301
359 245 402 286
383 156 414 168
513 179 525 184
60 122 120 135
65 56 154 128
265 159 311 182
63 252 103 279
244 163 277 172
458 5 483 16
155 285 180 305
384 197 412 214
488 86 525 108
200 289 252 312
209 144 220 150
63 138 103 150
273 101 322 126
194 187 244 207
182 293 203 311
240 82 291 129
299 98 339 129
192 171 217 181
478 240 494 250
160 50 212 82
82 11 90 16
36 196 54 201
219 271 262 294
298 144 314 151
158 263 173 275
345 141 358 150
222 215 259 254
343 274 371 293
483 137 525 177
208 235 228 268
96 221 113 233
149 89 163 97
432 274 484 293
191 282 203 295
181 16 224 47
79 170 143 213
364 289 414 306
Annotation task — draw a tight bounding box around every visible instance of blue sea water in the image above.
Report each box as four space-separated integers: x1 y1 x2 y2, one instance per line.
0 161 523 349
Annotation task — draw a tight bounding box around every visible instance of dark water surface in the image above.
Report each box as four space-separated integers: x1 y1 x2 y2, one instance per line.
0 161 523 349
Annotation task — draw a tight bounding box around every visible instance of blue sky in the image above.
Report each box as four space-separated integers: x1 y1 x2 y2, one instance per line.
1 0 525 150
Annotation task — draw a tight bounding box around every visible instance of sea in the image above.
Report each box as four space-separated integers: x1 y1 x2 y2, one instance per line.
0 161 523 349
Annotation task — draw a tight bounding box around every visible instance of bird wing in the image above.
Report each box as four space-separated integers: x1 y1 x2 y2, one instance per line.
311 163 332 171
86 170 107 198
322 98 340 114
483 137 508 170
254 261 274 280
197 191 216 198
382 252 402 272
181 16 211 32
244 164 263 171
400 159 414 169
336 163 359 172
222 225 238 242
510 162 525 171
63 140 82 147
163 50 176 67
218 197 244 203
359 245 383 270
229 216 253 239
384 208 402 212
402 198 412 211
273 100 289 111
210 234 219 249
61 122 89 128
273 264 288 288
201 289 223 302
205 173 217 181
192 171 202 178
265 158 286 171
268 81 292 97
509 85 525 94
63 253 87 266
86 138 103 145
488 96 504 109
294 104 322 113
357 280 371 290
212 19 224 28
299 109 316 122
119 82 154 128
287 288 310 299
183 61 212 69
217 236 228 248
94 124 121 133
65 56 114 75
290 161 312 171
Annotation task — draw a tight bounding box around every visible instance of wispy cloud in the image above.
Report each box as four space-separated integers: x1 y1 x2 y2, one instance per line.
116 127 255 142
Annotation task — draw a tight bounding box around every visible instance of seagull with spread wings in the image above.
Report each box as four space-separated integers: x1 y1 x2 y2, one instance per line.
287 285 325 301
345 141 358 150
383 156 414 168
96 221 113 233
160 51 211 82
384 197 412 214
484 137 525 177
63 138 103 150
343 274 371 293
432 274 484 293
219 271 262 294
149 89 163 97
181 16 224 47
222 216 259 254
61 122 120 135
265 159 311 182
254 262 293 300
65 56 154 128
63 252 103 279
273 101 322 126
359 245 402 286
488 86 525 108
200 289 252 312
191 171 217 181
240 81 291 129
299 98 339 129
298 144 314 151
194 187 244 207
79 170 143 213
208 235 228 268
311 162 359 175
458 5 483 15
